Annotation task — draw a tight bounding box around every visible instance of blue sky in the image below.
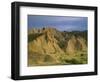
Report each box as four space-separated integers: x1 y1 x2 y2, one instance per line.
28 15 88 31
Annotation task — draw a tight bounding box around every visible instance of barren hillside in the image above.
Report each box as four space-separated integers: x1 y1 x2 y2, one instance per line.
28 27 88 66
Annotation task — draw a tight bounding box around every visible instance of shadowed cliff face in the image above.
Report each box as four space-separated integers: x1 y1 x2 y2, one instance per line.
28 27 88 66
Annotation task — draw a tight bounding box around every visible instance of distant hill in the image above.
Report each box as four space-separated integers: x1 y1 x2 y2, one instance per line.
28 27 88 66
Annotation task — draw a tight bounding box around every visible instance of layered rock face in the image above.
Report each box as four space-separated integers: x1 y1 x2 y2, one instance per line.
28 27 87 66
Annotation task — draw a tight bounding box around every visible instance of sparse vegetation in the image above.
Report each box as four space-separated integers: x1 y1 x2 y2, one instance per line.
28 33 43 42
28 27 88 66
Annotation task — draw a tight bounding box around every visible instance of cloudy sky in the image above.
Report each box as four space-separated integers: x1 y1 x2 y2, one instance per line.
28 15 88 31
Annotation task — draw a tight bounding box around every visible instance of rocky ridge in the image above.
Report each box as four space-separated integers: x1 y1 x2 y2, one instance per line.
28 27 87 66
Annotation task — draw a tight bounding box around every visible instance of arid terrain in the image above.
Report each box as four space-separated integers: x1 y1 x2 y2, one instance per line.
28 27 88 66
